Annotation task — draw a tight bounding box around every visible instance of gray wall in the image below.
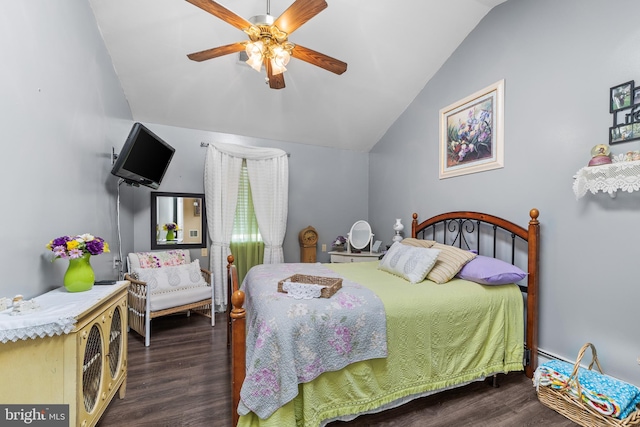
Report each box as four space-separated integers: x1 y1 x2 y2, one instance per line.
370 0 640 385
0 2 133 298
123 124 369 266
0 0 368 302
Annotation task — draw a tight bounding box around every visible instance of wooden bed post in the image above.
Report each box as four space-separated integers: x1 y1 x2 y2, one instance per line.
525 208 540 378
228 255 246 427
411 213 419 240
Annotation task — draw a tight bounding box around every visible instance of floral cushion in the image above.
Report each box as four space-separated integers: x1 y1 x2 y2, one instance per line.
378 241 441 284
132 250 189 269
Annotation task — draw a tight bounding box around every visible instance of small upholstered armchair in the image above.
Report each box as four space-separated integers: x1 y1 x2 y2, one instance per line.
124 249 214 346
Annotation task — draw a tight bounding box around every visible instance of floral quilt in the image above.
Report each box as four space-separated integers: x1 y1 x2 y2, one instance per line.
237 263 388 419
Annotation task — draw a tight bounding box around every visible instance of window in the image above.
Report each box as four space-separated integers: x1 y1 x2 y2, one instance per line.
230 160 264 283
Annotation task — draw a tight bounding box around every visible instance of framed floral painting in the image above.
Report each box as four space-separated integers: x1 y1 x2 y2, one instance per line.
439 79 504 179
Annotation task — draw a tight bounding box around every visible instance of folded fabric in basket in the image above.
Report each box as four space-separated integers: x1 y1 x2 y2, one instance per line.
534 360 640 419
281 281 326 299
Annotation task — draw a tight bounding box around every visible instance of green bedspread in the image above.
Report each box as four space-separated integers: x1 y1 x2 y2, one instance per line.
237 261 524 427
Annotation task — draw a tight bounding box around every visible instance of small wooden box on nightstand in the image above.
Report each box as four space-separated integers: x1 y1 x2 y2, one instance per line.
329 251 383 263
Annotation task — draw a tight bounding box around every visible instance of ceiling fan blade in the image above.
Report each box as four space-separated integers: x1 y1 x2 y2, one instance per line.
185 0 252 31
273 0 327 35
291 44 347 75
265 60 286 89
187 42 246 62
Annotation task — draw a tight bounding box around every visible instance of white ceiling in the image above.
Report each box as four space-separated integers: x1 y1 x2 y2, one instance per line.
89 0 506 152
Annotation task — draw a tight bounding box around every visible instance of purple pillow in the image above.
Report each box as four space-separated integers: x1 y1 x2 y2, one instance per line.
456 255 527 285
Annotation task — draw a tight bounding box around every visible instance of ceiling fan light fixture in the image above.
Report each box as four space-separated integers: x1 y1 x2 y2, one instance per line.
270 59 286 75
245 41 265 71
246 55 263 72
185 0 348 89
245 40 264 57
270 45 290 75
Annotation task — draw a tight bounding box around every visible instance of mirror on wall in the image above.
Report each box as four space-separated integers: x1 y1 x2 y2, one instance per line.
150 192 207 250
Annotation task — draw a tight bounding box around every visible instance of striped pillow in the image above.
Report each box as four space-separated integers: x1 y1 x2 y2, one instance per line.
400 238 435 248
426 243 477 284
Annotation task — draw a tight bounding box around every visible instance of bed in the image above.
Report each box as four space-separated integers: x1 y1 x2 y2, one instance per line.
227 209 540 427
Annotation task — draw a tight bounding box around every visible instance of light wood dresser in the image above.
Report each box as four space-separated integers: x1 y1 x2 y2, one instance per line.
0 282 128 427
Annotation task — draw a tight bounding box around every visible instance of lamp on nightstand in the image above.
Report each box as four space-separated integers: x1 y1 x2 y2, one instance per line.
392 218 404 243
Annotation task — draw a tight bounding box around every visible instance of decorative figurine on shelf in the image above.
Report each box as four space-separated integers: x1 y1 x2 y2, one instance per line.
624 151 640 161
10 295 40 316
588 144 612 166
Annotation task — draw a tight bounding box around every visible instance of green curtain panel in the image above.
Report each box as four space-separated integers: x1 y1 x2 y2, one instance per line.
230 161 264 285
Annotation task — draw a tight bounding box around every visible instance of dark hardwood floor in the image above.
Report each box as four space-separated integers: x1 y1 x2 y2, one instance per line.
98 313 577 427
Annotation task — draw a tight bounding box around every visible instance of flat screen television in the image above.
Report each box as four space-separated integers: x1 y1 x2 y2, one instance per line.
111 122 175 189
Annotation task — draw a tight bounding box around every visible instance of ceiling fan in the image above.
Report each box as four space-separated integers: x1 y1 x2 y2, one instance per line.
185 0 347 89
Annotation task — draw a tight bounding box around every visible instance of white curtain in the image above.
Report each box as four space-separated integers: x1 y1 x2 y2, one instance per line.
246 155 288 263
204 142 288 310
204 145 242 311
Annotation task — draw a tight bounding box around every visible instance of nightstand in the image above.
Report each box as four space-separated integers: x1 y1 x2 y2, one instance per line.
329 251 383 263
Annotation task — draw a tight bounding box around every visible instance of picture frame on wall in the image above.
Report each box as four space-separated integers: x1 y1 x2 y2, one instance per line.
439 79 504 179
610 81 633 113
610 123 640 144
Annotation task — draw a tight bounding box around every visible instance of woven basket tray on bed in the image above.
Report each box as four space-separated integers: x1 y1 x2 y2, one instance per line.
277 274 342 298
537 343 640 427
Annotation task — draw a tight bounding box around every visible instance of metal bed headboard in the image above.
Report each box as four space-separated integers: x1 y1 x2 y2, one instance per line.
411 209 540 378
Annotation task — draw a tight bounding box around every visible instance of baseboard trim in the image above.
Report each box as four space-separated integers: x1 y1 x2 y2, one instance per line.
537 347 573 365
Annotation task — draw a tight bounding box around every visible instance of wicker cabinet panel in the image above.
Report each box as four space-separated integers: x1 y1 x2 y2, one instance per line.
76 296 127 427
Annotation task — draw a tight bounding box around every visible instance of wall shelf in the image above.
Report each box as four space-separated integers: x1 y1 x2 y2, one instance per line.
573 159 640 199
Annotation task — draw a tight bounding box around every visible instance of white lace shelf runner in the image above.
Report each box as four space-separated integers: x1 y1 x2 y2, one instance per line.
0 282 127 343
573 159 640 199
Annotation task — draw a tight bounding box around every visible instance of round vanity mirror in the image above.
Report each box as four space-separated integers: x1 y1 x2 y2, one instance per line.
349 220 373 250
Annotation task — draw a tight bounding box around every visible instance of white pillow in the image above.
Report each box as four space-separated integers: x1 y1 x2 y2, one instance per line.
378 242 441 284
133 259 207 294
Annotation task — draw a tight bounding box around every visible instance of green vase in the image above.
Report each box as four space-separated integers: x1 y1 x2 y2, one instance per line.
64 253 95 292
166 229 175 241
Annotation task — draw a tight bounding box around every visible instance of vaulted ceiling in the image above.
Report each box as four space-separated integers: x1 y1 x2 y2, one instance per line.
89 0 507 152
